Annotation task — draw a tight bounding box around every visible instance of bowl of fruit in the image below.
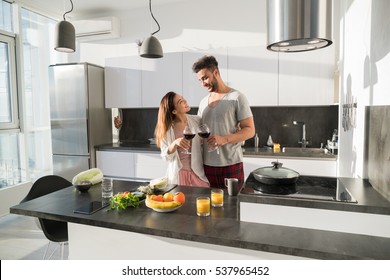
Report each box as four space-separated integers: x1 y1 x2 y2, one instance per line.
145 192 185 212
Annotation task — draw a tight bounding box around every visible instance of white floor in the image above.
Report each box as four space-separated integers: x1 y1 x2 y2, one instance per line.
0 214 69 260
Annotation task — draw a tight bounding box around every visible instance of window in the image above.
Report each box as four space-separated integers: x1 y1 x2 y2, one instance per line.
0 33 18 129
20 8 67 181
0 0 21 188
1 1 70 187
0 0 12 33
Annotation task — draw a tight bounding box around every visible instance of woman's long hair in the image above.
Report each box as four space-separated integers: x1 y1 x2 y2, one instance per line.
155 91 177 147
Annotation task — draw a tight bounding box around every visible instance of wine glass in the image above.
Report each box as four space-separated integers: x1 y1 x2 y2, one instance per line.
198 124 218 152
182 125 195 154
198 124 211 139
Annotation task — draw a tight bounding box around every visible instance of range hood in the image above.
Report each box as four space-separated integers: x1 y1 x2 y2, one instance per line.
266 0 332 52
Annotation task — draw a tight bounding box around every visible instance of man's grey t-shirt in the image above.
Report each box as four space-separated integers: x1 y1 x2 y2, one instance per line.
197 89 253 167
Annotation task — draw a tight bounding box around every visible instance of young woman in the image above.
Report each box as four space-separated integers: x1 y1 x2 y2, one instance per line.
155 91 209 187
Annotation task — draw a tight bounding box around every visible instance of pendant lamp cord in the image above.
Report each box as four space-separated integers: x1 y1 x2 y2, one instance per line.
63 0 74 21
149 0 161 35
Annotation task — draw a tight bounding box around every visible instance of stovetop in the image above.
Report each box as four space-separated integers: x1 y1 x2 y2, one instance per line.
242 173 358 203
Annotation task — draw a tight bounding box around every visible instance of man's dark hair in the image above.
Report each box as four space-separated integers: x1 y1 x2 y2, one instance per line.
192 55 219 73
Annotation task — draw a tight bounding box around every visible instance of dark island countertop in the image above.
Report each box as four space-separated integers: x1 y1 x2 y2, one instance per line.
9 180 390 260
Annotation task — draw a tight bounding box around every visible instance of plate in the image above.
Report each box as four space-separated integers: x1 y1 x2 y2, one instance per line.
145 199 182 212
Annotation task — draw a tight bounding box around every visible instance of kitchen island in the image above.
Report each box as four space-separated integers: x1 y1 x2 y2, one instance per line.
10 180 390 260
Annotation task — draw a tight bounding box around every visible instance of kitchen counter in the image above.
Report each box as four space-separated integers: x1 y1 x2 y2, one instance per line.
240 177 390 215
96 142 337 160
243 147 337 160
9 180 390 259
97 141 160 153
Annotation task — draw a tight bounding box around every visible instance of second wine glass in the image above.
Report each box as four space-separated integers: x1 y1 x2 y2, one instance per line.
182 125 195 154
198 123 218 152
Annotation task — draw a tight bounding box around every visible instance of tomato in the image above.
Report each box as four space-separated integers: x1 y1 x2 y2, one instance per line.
120 191 129 198
173 192 185 204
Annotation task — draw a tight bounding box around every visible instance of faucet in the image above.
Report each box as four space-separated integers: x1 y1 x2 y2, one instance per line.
292 120 309 148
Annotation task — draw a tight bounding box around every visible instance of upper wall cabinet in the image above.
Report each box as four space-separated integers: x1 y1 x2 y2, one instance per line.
105 53 182 108
278 45 336 106
105 56 142 108
228 46 279 106
105 46 336 108
141 53 183 108
182 48 228 107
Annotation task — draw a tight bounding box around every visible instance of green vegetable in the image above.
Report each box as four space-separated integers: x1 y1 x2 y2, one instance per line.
72 168 103 185
109 192 145 211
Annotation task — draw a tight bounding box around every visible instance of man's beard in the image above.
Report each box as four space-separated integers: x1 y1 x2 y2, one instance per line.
207 77 218 92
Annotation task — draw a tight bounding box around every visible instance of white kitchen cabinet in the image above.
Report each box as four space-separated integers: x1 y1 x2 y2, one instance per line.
96 150 135 178
243 156 337 179
141 52 183 108
182 48 228 107
96 150 167 180
105 53 182 108
134 152 168 179
228 46 279 106
104 56 142 108
278 45 336 105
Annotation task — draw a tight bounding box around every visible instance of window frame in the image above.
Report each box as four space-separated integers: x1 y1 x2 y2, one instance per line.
0 32 19 130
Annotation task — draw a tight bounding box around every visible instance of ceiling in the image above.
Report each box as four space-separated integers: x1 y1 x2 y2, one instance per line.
16 0 190 18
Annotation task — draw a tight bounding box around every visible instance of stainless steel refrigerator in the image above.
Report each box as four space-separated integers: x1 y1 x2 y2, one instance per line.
49 63 112 182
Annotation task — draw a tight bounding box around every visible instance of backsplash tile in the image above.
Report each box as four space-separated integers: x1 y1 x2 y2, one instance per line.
250 106 338 148
366 106 390 202
120 106 338 149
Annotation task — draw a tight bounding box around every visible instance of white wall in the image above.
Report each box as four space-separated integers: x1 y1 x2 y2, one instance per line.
73 0 265 65
337 0 390 178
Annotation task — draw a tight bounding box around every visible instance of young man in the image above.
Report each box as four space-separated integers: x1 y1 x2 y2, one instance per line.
192 55 255 188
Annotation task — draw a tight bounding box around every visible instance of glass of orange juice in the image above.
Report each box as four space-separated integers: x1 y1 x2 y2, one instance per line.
196 197 210 216
211 188 224 207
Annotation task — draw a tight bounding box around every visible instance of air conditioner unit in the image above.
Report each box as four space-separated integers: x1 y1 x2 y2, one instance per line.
72 17 120 41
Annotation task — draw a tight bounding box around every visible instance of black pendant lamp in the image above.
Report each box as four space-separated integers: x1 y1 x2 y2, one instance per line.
140 0 163 58
55 0 76 53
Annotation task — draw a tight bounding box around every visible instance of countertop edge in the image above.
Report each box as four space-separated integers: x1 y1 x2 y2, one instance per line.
8 206 373 260
96 143 337 160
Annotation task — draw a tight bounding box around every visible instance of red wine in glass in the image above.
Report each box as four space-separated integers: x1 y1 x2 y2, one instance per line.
184 133 196 140
198 132 210 138
182 125 195 154
198 123 218 152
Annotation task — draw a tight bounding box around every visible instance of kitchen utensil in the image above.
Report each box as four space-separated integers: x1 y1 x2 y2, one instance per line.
252 161 299 185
